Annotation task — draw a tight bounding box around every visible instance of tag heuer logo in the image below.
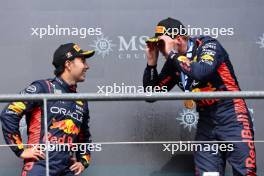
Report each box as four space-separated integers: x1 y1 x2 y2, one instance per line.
155 26 165 34
73 44 81 52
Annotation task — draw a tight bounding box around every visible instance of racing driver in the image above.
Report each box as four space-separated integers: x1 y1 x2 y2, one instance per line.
143 17 256 176
0 43 94 176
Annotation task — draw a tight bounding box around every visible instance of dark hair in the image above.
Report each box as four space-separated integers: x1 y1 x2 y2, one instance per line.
54 65 65 76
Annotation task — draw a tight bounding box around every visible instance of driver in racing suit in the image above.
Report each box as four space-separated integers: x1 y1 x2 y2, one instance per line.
0 43 94 176
143 17 256 176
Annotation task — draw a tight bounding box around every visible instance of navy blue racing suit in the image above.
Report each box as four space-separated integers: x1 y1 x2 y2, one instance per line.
0 77 91 176
143 36 256 176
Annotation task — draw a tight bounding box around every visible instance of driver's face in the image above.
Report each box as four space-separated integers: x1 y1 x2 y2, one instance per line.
68 57 89 82
157 35 186 56
157 39 166 56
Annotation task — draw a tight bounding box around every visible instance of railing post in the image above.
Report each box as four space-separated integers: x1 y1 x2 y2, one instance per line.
43 98 49 176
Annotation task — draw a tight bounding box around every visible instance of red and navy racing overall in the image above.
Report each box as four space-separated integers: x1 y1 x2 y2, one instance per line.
143 36 256 176
0 77 91 176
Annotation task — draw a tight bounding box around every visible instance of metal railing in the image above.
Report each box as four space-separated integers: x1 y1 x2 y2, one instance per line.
1 91 264 101
0 91 264 176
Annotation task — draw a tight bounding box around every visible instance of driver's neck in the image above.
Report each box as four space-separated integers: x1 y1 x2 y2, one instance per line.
60 72 76 86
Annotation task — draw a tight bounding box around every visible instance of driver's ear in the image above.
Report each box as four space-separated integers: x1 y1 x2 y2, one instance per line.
64 60 72 71
174 36 181 44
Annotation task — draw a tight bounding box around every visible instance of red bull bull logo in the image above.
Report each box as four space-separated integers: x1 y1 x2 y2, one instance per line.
192 83 216 92
50 119 80 135
192 83 219 106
